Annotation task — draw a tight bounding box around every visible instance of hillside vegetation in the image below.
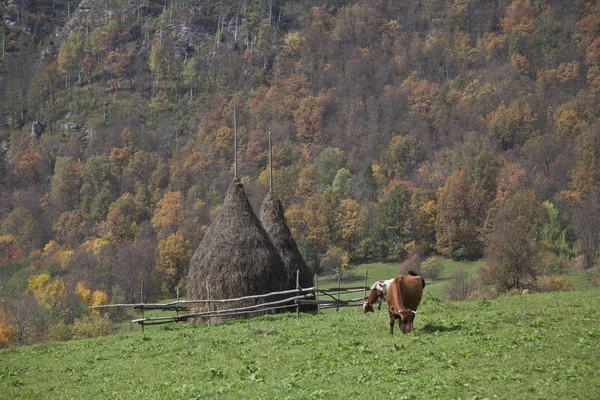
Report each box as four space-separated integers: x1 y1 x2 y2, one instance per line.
2 0 600 346
2 290 599 399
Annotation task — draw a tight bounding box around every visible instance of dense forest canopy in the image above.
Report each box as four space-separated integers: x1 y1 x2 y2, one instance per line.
1 0 600 345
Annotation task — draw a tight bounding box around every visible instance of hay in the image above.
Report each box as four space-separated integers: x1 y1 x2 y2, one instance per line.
186 179 287 321
260 191 316 311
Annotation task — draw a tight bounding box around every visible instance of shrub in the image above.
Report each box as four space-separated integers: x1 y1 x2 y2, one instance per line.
72 314 113 339
585 267 600 287
535 275 574 292
0 309 16 348
421 257 443 281
537 251 569 275
46 322 74 342
445 269 473 301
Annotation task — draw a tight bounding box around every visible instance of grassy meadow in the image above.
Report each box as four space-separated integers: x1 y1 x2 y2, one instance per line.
2 288 599 399
322 259 485 300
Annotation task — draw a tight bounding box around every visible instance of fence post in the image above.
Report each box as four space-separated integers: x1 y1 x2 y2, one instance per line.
205 279 211 327
336 272 341 312
363 270 368 301
176 286 180 318
315 274 320 315
140 280 145 333
296 269 300 319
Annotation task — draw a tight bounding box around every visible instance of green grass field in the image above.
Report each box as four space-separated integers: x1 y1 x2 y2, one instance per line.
2 288 599 399
321 259 485 301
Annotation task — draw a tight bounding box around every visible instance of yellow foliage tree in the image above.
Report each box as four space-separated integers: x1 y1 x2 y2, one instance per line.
335 199 367 253
156 232 193 294
76 282 92 305
27 274 66 309
76 282 108 313
91 291 108 308
84 237 115 257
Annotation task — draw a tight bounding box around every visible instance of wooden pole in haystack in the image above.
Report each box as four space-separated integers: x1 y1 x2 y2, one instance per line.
269 131 273 193
363 270 368 301
234 101 238 179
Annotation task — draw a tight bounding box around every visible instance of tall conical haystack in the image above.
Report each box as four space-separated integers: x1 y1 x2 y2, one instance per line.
186 179 287 321
260 191 316 311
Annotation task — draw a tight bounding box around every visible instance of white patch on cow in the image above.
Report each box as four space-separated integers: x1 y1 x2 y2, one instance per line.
370 279 394 294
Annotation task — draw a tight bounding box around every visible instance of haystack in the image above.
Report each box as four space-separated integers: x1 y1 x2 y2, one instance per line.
260 191 316 311
186 179 287 321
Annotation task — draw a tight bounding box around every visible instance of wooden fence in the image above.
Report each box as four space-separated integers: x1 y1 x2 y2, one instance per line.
91 271 370 331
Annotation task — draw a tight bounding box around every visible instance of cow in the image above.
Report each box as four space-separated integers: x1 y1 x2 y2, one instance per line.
362 279 394 313
386 271 426 335
522 289 532 295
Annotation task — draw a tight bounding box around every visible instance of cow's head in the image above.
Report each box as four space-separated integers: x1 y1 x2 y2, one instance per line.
362 301 374 313
398 309 417 334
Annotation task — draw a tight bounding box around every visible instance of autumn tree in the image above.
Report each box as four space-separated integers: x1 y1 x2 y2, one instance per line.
2 207 40 254
435 171 487 260
57 32 84 87
75 282 108 312
152 191 185 237
100 193 142 242
501 0 535 34
0 235 22 262
384 135 424 178
295 95 323 144
496 162 528 202
483 189 543 291
317 147 346 186
487 99 537 150
371 182 413 260
570 189 600 270
27 273 67 310
155 232 192 295
10 142 42 188
50 157 80 214
0 308 16 348
334 199 366 255
331 168 355 199
410 188 437 253
80 156 117 223
115 239 157 303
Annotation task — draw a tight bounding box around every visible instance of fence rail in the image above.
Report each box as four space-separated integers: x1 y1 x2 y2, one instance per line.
90 271 371 331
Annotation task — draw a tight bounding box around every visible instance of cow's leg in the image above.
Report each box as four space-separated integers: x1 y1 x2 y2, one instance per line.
377 299 382 311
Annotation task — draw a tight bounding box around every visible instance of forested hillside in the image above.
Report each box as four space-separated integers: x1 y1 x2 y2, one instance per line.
1 0 600 346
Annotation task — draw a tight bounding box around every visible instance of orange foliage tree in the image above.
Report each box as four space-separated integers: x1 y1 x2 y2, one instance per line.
152 192 186 237
0 309 16 348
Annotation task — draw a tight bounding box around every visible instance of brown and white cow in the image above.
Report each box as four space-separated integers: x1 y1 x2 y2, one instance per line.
363 279 395 313
386 271 426 335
